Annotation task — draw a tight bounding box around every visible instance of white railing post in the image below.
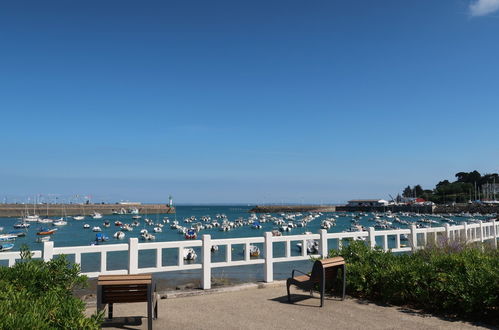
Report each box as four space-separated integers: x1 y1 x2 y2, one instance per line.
319 229 328 257
128 238 139 274
410 225 417 252
43 241 54 262
492 220 498 249
368 227 376 249
202 234 211 290
445 223 450 241
463 222 468 243
264 232 273 283
479 221 484 242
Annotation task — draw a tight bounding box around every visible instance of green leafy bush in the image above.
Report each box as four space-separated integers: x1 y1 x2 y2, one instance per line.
0 246 103 329
329 240 499 322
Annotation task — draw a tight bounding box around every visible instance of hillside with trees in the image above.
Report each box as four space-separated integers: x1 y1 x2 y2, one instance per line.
401 170 499 204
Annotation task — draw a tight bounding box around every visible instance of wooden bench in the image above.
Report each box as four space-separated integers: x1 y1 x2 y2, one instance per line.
97 274 158 330
286 257 346 307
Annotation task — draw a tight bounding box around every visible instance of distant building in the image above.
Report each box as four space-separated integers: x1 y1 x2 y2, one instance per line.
347 199 389 207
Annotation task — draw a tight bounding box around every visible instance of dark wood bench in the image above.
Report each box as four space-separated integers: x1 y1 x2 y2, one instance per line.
286 257 346 307
97 274 158 330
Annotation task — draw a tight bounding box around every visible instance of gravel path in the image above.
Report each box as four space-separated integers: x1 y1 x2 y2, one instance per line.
86 283 488 330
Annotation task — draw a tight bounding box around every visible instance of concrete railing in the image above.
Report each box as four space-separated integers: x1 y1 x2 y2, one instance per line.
1 220 497 289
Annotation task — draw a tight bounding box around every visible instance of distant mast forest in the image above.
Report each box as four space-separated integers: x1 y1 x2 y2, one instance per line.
400 170 499 204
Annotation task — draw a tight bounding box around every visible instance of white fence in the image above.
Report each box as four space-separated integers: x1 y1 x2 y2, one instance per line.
1 220 497 289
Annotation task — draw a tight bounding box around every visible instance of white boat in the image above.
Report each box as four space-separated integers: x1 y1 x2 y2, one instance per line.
211 245 219 252
92 226 102 232
132 215 142 220
73 215 85 220
113 231 125 239
183 248 197 260
83 224 90 229
52 219 67 226
22 214 41 222
140 233 155 240
121 224 133 231
0 234 17 242
38 218 54 224
296 240 319 254
153 227 162 233
13 222 30 229
91 212 103 219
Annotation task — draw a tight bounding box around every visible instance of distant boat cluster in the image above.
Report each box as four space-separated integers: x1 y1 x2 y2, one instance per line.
1 209 496 259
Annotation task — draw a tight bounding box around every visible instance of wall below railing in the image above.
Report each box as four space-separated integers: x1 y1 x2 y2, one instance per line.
1 221 497 289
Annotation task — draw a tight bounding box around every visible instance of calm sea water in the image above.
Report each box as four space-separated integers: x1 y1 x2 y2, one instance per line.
0 205 493 286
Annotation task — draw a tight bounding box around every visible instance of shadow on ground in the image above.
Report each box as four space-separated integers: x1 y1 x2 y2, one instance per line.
101 316 143 329
270 292 344 308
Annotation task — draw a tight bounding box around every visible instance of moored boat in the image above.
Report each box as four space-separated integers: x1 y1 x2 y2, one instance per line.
113 231 125 239
52 219 68 226
183 247 197 260
185 229 197 239
37 228 57 235
13 222 30 229
0 243 14 252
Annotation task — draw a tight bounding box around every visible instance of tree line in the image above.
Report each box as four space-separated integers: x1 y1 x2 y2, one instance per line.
400 170 499 204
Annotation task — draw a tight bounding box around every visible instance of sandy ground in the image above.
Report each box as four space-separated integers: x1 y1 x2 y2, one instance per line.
85 282 490 330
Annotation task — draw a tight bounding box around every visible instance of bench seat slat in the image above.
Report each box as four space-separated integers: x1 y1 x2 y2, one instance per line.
98 280 152 285
98 275 152 281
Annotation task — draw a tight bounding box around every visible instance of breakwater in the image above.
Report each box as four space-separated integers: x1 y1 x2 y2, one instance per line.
251 203 499 214
249 205 336 213
0 203 175 218
336 204 435 213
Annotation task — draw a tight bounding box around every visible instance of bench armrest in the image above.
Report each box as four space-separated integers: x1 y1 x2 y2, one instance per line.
291 269 310 278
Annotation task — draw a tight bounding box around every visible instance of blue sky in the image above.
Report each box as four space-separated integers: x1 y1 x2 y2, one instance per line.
1 0 499 204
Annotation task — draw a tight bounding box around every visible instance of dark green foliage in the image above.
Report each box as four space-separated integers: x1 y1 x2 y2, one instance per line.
0 246 103 329
329 240 499 322
403 170 499 203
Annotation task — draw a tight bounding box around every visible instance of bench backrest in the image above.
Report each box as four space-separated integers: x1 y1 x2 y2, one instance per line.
310 257 345 283
98 274 152 304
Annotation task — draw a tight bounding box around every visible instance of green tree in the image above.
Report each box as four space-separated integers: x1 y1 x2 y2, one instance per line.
402 186 413 198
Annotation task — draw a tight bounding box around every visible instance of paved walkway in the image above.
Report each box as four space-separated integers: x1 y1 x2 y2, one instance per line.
86 283 487 330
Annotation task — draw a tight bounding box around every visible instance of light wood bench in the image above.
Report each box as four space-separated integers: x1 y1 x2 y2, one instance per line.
286 257 346 307
97 274 158 329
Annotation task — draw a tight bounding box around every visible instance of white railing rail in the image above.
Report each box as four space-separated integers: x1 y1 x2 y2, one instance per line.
0 220 497 289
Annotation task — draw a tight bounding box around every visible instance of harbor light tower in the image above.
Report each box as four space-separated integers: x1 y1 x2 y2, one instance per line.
168 195 173 207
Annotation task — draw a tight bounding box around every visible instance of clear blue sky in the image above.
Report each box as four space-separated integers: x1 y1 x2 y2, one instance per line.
1 0 498 204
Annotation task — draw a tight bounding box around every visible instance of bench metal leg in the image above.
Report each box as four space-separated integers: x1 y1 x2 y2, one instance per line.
108 303 113 319
96 285 103 314
342 264 346 301
147 283 153 330
286 279 293 303
154 293 158 319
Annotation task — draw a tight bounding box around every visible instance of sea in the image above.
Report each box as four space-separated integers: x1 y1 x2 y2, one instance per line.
0 205 494 289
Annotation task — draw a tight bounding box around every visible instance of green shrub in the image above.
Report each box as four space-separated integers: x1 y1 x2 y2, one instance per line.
0 246 103 329
329 240 499 322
